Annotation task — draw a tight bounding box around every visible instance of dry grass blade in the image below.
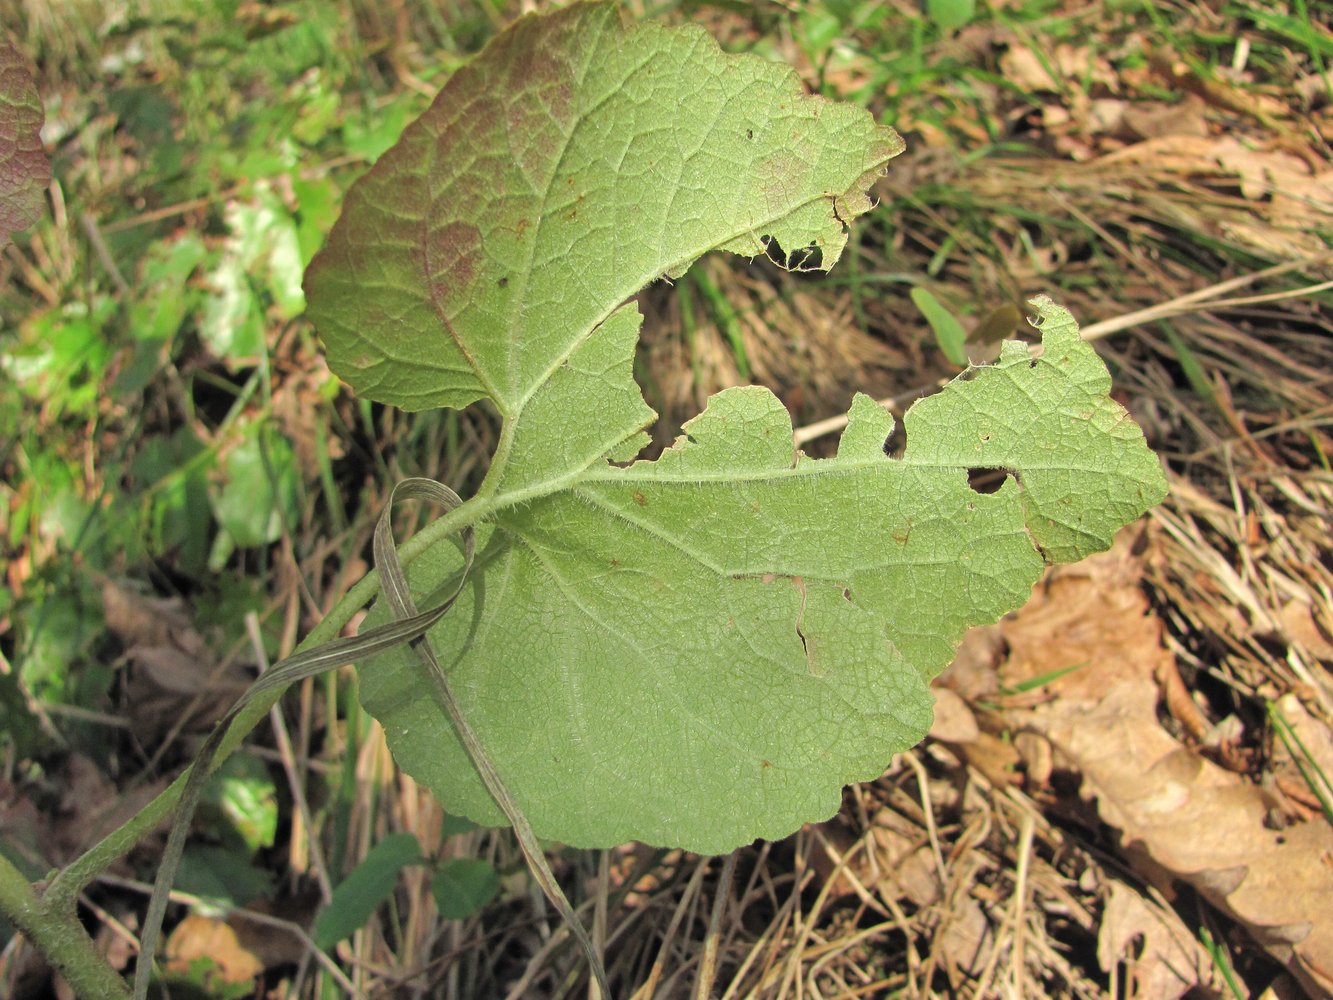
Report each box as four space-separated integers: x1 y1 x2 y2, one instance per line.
371 480 610 999
793 256 1333 447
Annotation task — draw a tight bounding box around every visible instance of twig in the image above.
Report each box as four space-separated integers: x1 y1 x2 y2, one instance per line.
904 751 947 892
1009 812 1036 994
79 212 129 296
695 851 738 1000
632 857 710 1000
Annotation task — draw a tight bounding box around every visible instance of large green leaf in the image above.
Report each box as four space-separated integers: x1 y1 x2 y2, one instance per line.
305 1 899 415
0 39 50 249
305 4 1166 854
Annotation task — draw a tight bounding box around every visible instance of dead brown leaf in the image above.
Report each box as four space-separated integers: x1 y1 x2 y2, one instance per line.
999 530 1333 995
1121 95 1209 140
101 579 192 651
103 580 251 739
999 43 1117 94
165 912 263 985
1272 693 1333 802
929 686 980 744
1098 880 1224 999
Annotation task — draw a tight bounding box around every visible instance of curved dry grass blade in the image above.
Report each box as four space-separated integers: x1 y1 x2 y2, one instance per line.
372 480 613 998
133 479 476 1000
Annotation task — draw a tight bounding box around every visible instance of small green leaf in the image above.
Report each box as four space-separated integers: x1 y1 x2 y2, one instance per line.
175 845 275 911
130 234 208 344
202 756 278 853
210 425 300 550
431 858 500 919
910 286 969 366
0 39 50 249
926 0 976 32
313 833 422 950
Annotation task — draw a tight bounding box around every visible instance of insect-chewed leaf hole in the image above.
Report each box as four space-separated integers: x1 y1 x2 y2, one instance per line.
762 236 824 272
967 467 1019 494
883 422 906 459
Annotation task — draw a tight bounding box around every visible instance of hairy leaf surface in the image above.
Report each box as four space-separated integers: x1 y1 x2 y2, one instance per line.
305 3 1167 853
0 39 50 249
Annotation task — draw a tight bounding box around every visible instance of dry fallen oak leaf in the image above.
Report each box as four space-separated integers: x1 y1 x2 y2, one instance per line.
1002 530 1333 996
1098 880 1224 1000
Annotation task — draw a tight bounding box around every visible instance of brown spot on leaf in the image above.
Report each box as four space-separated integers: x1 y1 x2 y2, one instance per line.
632 491 647 506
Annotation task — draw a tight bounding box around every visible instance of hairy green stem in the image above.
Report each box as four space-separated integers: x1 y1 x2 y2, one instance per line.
16 454 585 998
43 498 472 917
0 853 131 998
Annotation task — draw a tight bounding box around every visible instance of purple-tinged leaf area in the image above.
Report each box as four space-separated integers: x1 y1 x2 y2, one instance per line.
304 1 902 414
0 38 50 249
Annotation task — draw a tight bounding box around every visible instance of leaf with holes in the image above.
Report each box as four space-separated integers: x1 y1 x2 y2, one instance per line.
304 2 1166 854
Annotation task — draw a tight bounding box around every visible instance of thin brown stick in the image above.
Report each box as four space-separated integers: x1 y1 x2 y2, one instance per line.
792 254 1333 448
695 852 738 1000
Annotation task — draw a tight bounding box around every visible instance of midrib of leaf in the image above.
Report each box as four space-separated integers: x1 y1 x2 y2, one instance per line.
502 18 649 410
570 484 996 579
465 418 1149 557
477 437 950 526
504 181 872 422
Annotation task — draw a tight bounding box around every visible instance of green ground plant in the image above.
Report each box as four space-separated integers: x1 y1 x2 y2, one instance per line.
0 4 1173 997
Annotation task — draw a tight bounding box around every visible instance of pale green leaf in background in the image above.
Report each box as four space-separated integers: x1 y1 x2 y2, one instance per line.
176 845 275 912
201 186 305 363
203 755 278 853
209 424 301 562
910 285 969 366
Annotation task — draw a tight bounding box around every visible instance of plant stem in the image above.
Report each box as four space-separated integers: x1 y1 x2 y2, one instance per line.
46 497 472 912
0 853 131 999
